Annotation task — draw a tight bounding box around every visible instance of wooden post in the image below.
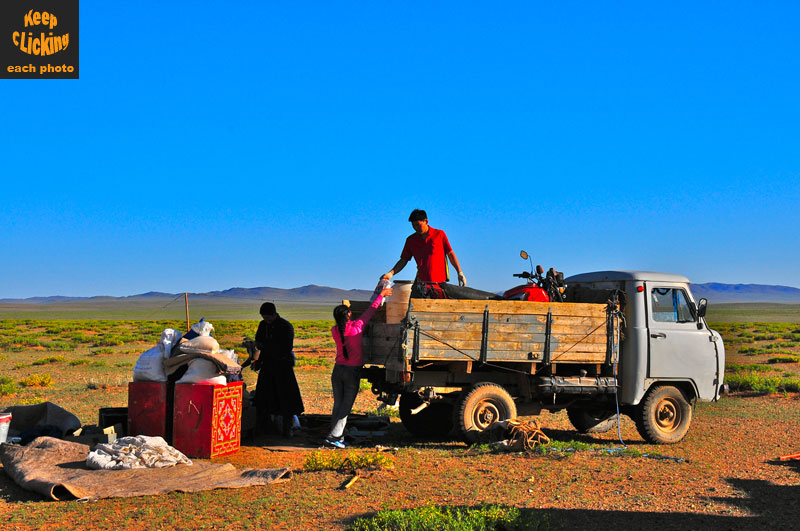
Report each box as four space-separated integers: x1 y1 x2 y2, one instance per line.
185 292 190 331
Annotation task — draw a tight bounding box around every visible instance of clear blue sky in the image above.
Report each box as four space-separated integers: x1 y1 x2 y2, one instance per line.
2 1 799 298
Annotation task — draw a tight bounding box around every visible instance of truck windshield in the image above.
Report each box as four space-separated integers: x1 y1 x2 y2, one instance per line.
651 288 694 323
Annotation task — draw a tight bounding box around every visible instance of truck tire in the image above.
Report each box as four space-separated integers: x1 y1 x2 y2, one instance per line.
456 383 517 443
399 393 454 437
635 385 693 444
567 407 618 434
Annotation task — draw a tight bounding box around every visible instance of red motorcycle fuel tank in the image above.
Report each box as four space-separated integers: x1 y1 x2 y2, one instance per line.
502 284 549 302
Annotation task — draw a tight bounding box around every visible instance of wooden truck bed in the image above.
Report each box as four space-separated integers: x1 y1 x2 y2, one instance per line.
360 298 617 371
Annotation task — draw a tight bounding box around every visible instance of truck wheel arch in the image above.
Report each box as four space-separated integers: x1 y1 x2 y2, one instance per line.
639 379 698 405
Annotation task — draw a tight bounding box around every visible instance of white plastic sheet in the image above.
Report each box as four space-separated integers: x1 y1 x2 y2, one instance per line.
86 435 192 470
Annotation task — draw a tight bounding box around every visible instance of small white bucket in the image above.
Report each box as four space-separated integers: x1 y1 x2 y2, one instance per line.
0 413 11 444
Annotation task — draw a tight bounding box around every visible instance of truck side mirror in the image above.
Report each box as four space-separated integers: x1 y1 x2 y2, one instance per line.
697 298 707 318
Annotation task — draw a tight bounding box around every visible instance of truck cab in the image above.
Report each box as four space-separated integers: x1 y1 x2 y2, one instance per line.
565 271 726 442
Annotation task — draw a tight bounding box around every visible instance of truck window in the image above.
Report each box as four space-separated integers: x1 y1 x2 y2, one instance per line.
651 288 694 323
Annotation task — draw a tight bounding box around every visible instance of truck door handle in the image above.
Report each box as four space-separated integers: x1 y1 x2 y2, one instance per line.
650 333 666 339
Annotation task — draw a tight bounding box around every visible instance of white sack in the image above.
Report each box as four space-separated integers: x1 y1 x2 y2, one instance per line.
132 328 182 382
177 335 220 356
220 348 238 363
191 319 214 337
133 347 167 382
159 328 182 355
176 359 226 385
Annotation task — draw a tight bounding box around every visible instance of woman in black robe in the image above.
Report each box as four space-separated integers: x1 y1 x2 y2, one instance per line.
253 302 304 437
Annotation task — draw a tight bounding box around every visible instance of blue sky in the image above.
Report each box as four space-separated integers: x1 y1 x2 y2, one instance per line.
1 1 799 298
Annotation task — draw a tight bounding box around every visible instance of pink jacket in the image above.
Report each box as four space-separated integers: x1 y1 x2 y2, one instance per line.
331 295 384 367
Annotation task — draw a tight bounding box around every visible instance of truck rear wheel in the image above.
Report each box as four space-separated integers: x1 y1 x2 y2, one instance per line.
399 393 454 437
635 385 693 444
456 383 517 443
567 407 618 434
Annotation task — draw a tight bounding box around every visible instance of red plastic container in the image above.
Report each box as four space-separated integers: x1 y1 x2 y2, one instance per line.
128 382 170 439
172 381 242 458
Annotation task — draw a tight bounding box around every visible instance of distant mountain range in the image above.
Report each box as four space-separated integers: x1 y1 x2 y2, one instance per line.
689 283 800 303
0 285 374 304
2 282 800 304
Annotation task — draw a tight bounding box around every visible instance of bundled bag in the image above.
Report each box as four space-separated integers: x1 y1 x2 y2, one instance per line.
190 319 214 337
370 278 392 306
176 347 240 385
221 349 243 382
177 335 220 356
176 359 226 385
133 329 182 382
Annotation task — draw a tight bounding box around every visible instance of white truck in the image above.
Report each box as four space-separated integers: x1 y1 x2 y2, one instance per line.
357 270 725 444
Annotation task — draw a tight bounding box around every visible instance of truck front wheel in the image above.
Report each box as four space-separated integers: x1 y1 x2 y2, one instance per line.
635 385 693 444
456 383 517 443
567 407 618 434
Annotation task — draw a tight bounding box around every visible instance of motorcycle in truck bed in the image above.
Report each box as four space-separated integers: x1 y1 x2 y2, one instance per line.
354 268 725 445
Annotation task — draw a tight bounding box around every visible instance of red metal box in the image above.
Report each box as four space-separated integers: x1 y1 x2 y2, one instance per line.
172 381 243 458
127 382 169 439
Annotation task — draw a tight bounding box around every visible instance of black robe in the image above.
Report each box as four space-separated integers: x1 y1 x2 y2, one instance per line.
254 315 305 418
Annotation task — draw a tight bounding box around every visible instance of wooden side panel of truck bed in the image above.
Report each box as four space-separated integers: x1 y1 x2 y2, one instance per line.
362 298 614 367
409 299 609 364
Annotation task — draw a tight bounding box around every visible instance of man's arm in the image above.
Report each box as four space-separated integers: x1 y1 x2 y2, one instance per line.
447 251 467 286
383 257 410 280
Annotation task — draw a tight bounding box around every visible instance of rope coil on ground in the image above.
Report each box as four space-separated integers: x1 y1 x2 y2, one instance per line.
506 418 550 451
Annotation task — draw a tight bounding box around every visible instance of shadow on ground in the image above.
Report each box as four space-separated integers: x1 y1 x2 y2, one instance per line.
341 458 800 530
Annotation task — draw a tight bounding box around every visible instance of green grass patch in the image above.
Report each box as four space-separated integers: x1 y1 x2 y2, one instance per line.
69 358 108 367
32 355 67 365
764 342 798 349
739 347 796 356
360 406 400 418
726 363 772 373
767 356 800 364
18 373 53 388
347 504 551 531
45 341 76 351
295 356 332 368
304 450 395 472
295 320 334 339
84 376 127 390
0 376 16 396
725 373 800 394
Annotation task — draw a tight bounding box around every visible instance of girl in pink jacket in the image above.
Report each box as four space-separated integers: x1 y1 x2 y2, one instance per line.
325 285 392 448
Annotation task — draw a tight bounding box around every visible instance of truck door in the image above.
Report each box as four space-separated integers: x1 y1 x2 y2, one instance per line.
647 284 717 398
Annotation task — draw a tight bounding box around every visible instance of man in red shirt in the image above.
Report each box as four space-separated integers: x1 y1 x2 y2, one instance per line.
383 209 467 286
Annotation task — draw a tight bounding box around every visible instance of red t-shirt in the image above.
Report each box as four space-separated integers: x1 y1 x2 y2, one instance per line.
400 227 452 283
